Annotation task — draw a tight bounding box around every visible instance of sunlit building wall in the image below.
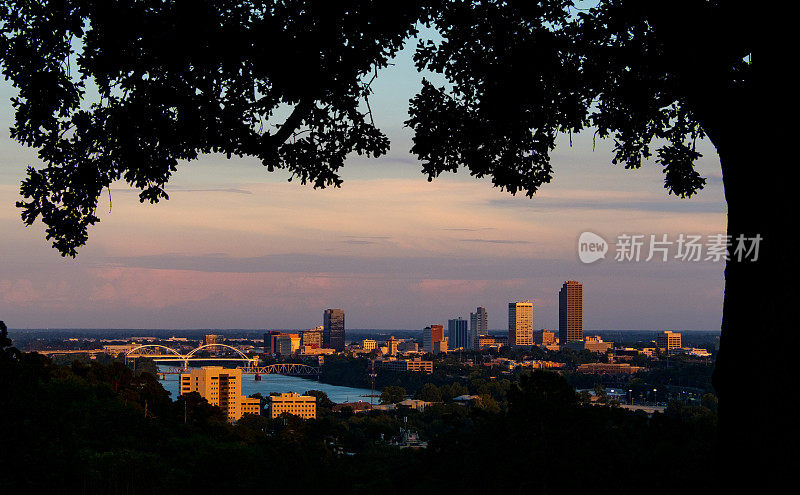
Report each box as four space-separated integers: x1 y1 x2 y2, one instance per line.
508 301 534 346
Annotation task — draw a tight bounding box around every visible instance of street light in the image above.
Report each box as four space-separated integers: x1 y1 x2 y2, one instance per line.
653 388 658 405
628 389 633 405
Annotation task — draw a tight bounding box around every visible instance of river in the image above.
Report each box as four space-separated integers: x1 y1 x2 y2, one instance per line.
157 365 374 404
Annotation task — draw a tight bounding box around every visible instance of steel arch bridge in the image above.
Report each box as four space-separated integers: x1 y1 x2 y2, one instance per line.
125 343 258 369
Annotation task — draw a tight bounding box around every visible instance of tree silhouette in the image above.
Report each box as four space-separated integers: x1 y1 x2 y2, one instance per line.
0 0 785 486
0 0 425 255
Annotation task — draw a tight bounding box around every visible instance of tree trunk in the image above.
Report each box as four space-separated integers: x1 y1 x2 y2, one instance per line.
714 121 794 489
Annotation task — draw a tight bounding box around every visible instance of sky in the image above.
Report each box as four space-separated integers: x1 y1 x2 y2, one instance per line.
0 32 727 332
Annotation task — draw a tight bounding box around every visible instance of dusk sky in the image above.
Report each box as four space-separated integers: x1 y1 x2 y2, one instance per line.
0 32 726 332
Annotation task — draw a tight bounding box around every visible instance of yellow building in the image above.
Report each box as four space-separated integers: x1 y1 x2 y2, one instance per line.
268 392 317 419
180 366 261 421
509 301 534 346
657 331 682 351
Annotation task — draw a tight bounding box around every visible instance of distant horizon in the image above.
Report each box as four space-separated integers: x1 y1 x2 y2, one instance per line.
7 327 721 334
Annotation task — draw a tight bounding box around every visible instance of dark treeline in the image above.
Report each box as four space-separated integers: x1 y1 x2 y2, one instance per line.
2 322 715 494
321 350 714 405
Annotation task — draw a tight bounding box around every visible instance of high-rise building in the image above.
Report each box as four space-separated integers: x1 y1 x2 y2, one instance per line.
423 325 444 353
448 318 469 349
469 307 488 350
508 301 534 346
323 309 345 351
657 331 682 350
180 366 261 421
559 281 583 344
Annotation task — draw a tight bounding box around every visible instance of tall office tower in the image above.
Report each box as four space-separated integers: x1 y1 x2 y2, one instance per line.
469 307 488 349
508 301 534 346
180 366 261 421
559 280 583 344
323 308 346 351
423 324 444 353
448 318 469 349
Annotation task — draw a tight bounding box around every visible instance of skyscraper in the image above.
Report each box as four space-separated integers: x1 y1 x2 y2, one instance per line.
508 301 534 346
559 280 583 344
448 318 469 349
323 308 345 351
423 324 444 353
469 307 488 349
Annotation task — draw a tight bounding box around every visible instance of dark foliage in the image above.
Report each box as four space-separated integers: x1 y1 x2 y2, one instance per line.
0 1 749 256
0 0 427 255
1 325 716 493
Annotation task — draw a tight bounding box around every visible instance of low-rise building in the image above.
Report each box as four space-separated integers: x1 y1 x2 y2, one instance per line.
268 392 317 419
375 357 433 373
565 335 613 353
298 345 336 357
362 339 377 352
676 347 711 358
533 329 556 345
576 363 644 375
397 340 419 353
517 360 566 370
396 399 433 411
433 337 448 354
332 401 372 413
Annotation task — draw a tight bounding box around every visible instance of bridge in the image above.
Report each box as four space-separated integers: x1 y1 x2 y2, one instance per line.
125 344 320 377
239 364 320 377
125 343 258 369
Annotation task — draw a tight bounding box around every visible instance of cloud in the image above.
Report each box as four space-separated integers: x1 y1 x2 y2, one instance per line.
344 240 378 245
488 197 725 214
457 238 532 245
344 235 392 239
109 187 253 195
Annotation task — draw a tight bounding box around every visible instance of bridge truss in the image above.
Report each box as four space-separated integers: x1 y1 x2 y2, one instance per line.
239 364 320 376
